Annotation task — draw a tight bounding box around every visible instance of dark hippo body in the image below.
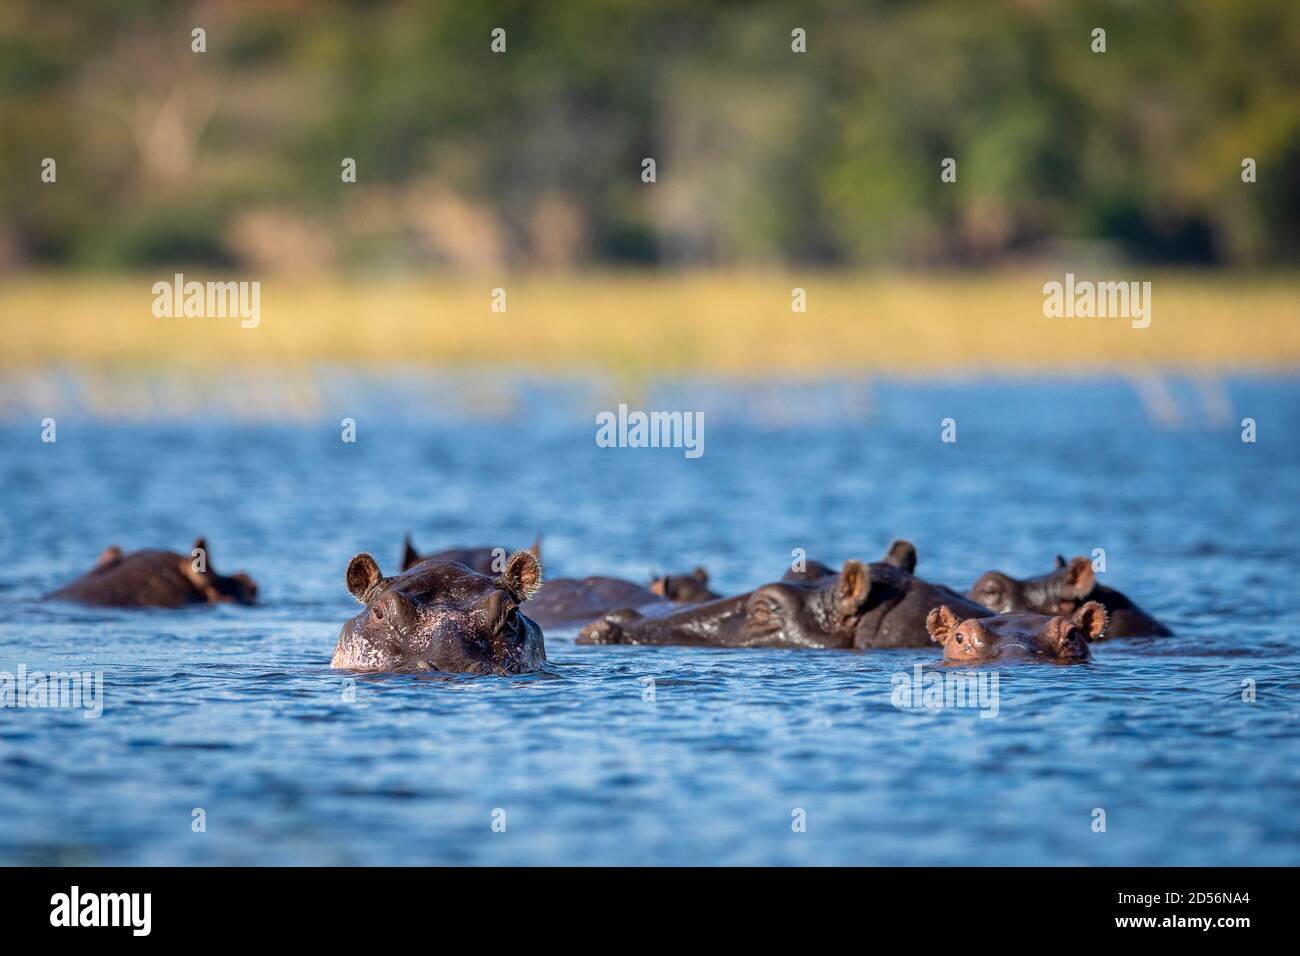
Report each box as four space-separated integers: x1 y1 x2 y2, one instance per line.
969 555 1171 639
782 539 917 583
648 566 719 603
46 539 257 608
782 559 837 584
525 576 671 629
927 601 1107 663
400 534 540 575
332 552 545 674
579 557 992 650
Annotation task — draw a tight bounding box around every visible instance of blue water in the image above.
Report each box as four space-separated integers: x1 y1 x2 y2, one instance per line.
1 373 1297 865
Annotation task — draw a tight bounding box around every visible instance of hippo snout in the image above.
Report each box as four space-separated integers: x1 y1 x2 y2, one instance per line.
577 617 625 645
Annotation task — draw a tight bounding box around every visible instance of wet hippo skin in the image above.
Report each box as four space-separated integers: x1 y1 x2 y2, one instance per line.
332 551 545 674
927 600 1107 662
524 576 670 629
579 555 992 650
969 555 1171 639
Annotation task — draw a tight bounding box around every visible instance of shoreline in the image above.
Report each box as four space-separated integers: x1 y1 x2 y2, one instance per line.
3 271 1298 373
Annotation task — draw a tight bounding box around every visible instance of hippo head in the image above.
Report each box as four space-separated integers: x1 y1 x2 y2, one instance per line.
649 566 718 602
782 540 915 585
400 534 542 575
331 550 545 674
184 537 258 605
882 539 918 574
926 601 1106 663
969 555 1096 617
741 560 874 647
781 559 838 584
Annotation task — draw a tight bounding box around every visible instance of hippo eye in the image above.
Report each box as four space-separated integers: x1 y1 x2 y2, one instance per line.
955 633 963 644
371 604 385 622
493 602 519 633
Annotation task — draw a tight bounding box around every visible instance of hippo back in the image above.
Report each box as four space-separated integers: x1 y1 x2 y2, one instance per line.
47 550 202 608
854 563 994 649
526 576 669 628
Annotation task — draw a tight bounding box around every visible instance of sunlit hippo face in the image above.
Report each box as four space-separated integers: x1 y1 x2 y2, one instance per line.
969 556 1096 617
648 566 718 603
331 551 545 674
927 601 1107 663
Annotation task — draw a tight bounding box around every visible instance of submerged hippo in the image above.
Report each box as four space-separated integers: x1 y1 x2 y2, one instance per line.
525 576 670 629
969 555 1171 639
529 562 733 629
926 601 1107 663
648 566 719 603
782 539 917 583
782 559 837 584
579 552 991 650
46 538 258 608
331 551 545 674
400 534 541 575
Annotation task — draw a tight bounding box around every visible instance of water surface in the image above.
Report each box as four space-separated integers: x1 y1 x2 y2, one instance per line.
1 373 1297 864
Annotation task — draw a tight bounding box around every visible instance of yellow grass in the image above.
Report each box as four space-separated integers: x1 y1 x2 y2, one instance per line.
2 271 1298 374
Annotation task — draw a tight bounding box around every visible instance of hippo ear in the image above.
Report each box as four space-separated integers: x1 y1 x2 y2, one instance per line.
835 560 872 617
94 545 124 570
346 553 384 603
1072 601 1108 640
501 549 542 601
401 534 421 572
883 539 917 574
179 540 221 599
926 605 962 646
692 566 709 583
1061 556 1096 598
1054 554 1067 569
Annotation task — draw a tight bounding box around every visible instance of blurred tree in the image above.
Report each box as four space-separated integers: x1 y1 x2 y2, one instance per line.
0 0 1295 271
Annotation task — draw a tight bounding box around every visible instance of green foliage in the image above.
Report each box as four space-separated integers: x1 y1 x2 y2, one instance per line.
0 0 1295 269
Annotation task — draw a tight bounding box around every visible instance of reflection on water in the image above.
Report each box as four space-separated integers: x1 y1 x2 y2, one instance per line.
1 374 1298 864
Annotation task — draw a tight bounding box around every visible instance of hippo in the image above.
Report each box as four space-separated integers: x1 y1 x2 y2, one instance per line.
781 539 917 583
528 563 735 629
782 559 837 584
926 601 1108 663
45 538 258 608
648 566 719 603
400 534 541 575
968 555 1171 639
524 576 671 629
331 551 545 674
578 551 992 649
